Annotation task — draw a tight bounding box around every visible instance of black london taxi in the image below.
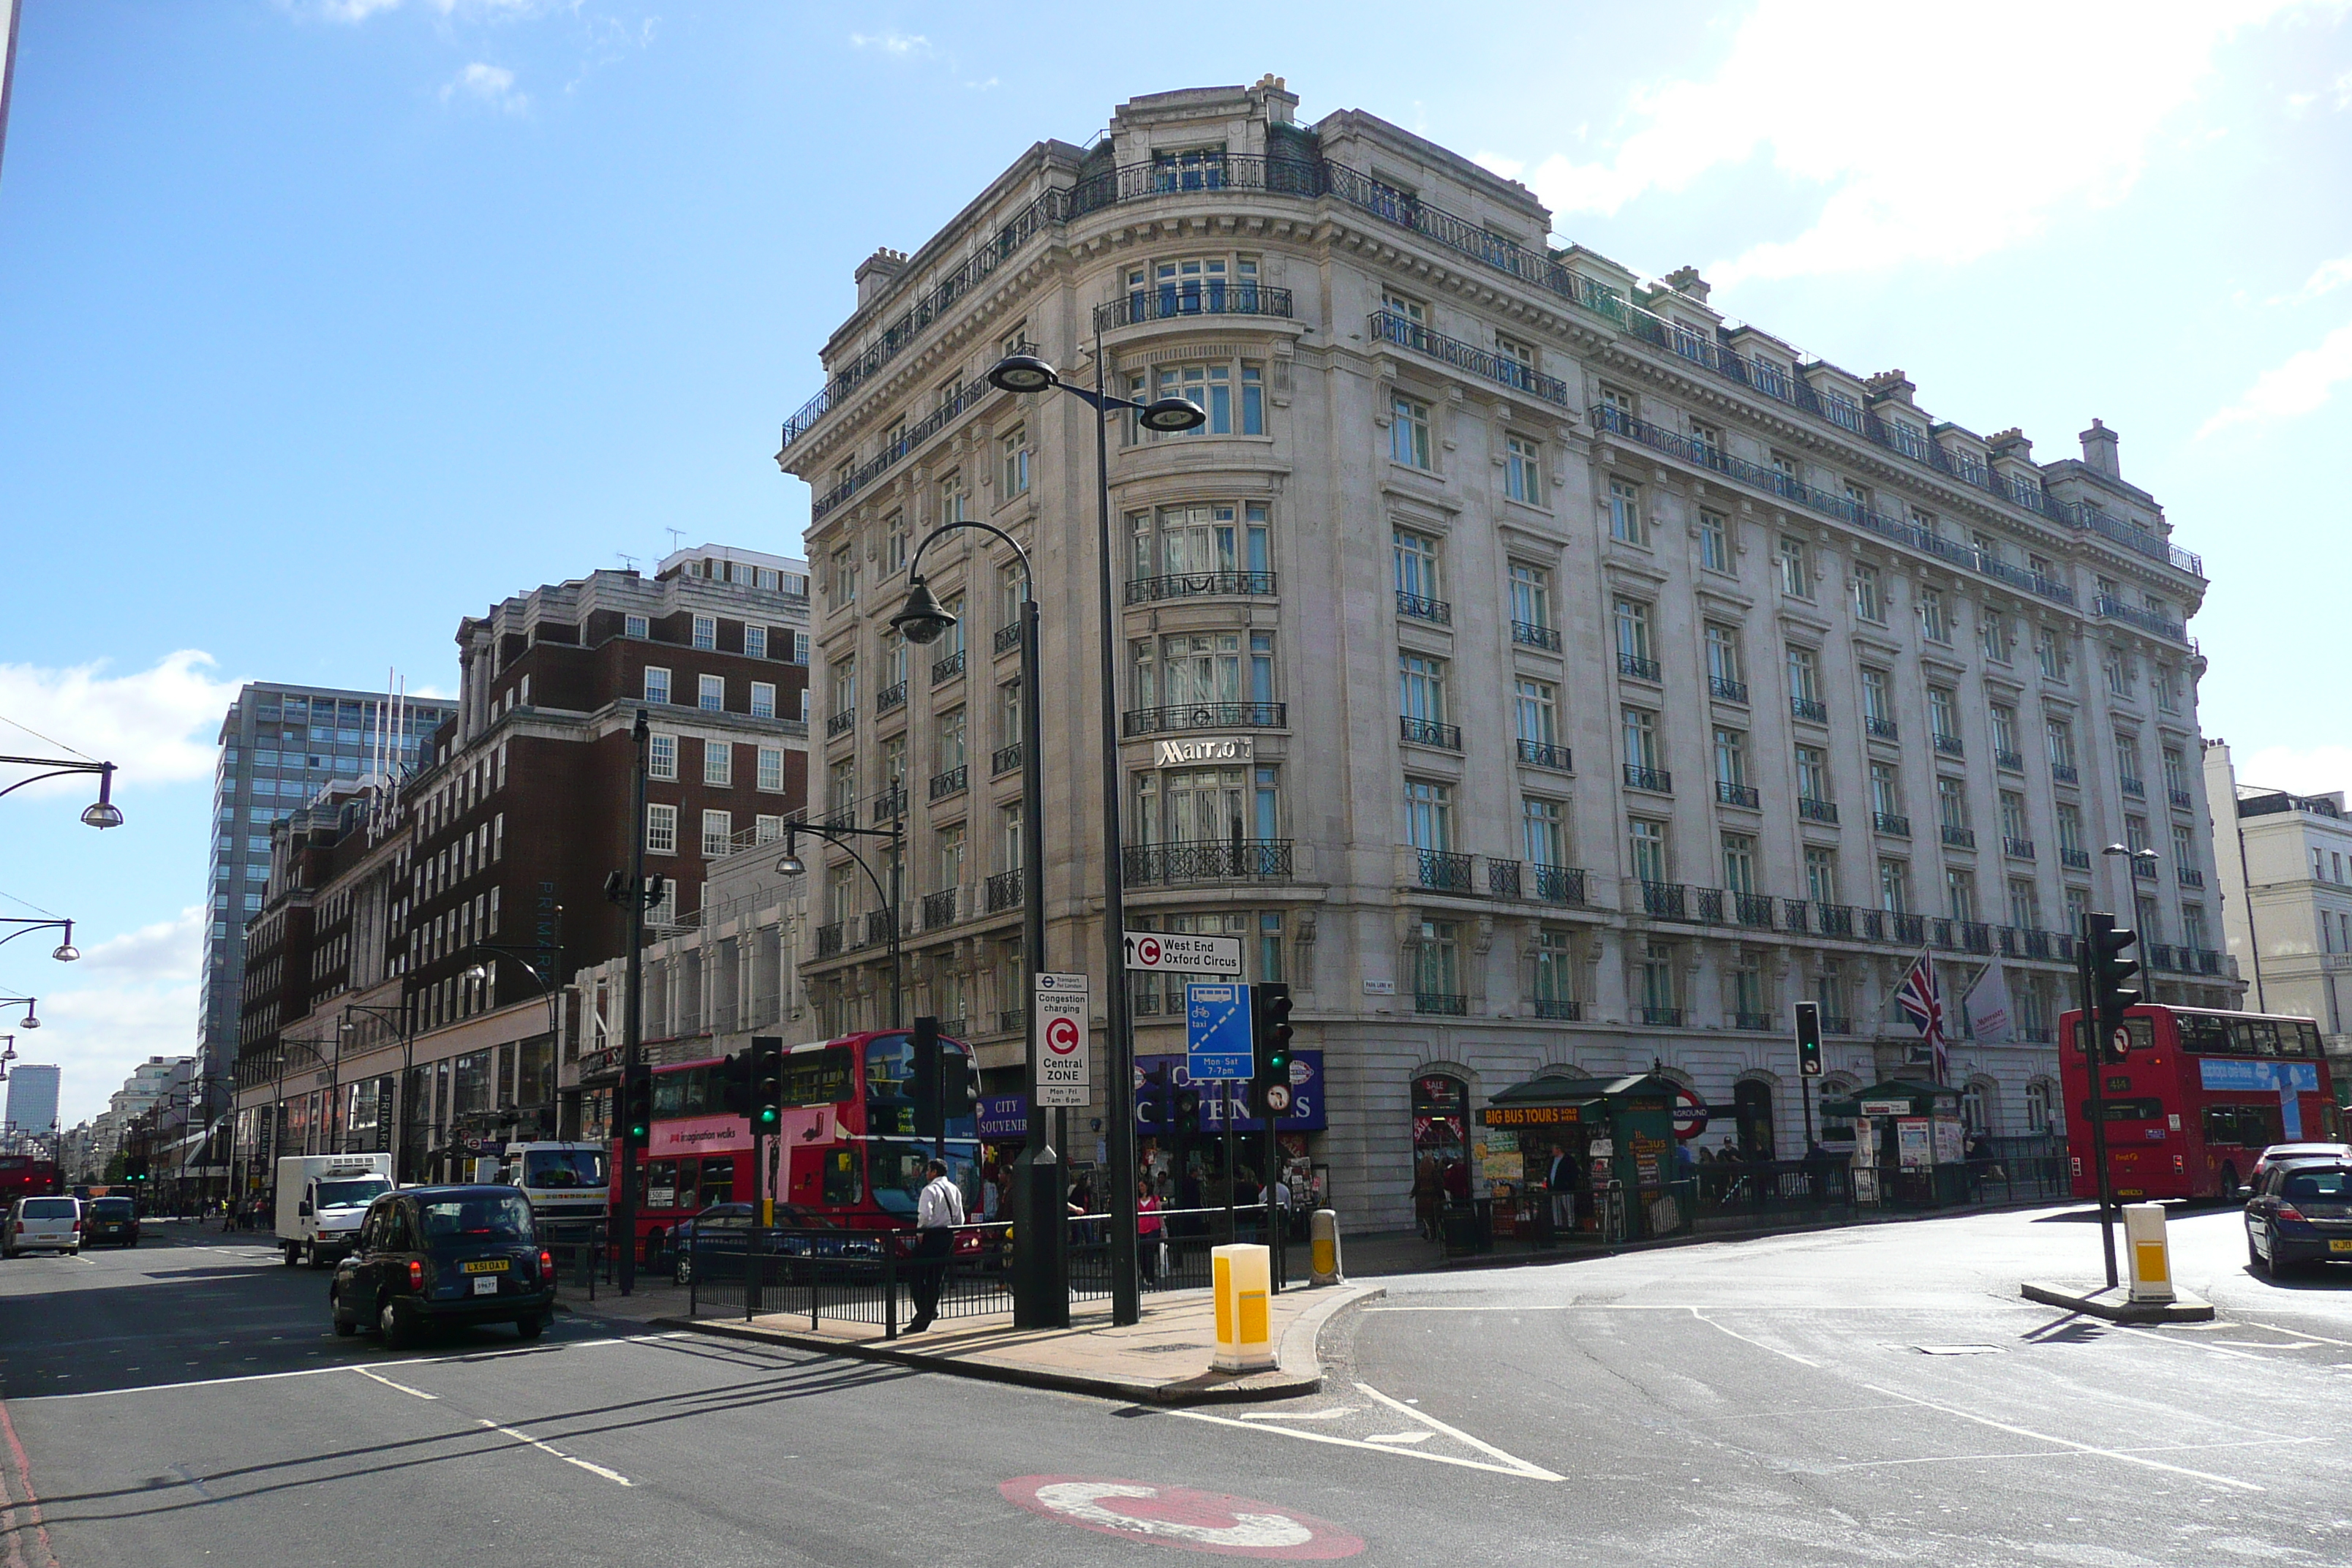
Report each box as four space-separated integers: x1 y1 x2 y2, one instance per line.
330 1184 555 1347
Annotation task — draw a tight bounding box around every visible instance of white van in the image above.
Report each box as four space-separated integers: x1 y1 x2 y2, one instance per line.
276 1154 396 1267
3 1196 81 1257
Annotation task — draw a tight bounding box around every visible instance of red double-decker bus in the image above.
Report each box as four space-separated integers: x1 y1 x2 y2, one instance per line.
611 1028 981 1264
2061 1003 2337 1202
0 1156 61 1207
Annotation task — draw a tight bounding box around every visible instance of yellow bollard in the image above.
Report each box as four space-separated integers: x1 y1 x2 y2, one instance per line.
1309 1207 1343 1286
1211 1243 1275 1371
2123 1202 2174 1303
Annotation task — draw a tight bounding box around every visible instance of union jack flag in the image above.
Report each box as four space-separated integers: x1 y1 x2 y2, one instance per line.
1894 953 1949 1083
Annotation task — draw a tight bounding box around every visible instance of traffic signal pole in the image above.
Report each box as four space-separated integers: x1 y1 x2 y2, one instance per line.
615 709 650 1297
2078 912 2122 1291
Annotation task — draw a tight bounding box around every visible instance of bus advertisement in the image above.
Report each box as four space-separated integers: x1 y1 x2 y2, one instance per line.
2059 1003 2337 1202
610 1029 979 1265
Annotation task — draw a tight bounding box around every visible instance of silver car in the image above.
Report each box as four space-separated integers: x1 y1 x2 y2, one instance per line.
3 1196 80 1257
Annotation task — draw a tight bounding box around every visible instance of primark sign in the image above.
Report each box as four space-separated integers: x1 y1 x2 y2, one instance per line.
1153 736 1254 769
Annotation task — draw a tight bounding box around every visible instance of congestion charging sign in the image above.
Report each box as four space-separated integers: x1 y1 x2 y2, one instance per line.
1035 973 1090 1108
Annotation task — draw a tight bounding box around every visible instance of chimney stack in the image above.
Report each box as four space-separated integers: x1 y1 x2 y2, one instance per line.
2079 418 2120 479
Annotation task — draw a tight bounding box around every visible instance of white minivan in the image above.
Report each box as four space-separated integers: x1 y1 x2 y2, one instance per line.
3 1196 80 1257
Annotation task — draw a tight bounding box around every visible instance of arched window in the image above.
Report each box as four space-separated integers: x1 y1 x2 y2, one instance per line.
1961 1078 1996 1134
1733 1079 1775 1159
2024 1079 2054 1137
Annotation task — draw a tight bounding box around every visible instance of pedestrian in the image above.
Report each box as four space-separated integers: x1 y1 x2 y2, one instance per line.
1137 1177 1163 1286
905 1158 963 1334
1412 1154 1441 1240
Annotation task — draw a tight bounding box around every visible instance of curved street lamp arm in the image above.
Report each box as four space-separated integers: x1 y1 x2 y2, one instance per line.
907 518 1033 591
453 943 558 996
0 768 96 802
0 920 69 950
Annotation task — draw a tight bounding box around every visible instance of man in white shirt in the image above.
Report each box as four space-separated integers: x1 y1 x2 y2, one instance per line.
907 1159 965 1333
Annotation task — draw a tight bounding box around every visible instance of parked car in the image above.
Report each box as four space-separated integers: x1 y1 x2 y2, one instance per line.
2 1196 80 1257
2250 1142 2352 1190
82 1196 139 1248
329 1185 556 1347
2243 1158 2352 1275
669 1202 879 1285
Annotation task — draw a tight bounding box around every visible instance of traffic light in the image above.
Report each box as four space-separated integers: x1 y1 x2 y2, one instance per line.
911 1016 943 1139
1173 1086 1202 1136
750 1035 785 1132
714 1051 750 1118
1793 1000 1823 1077
621 1064 654 1149
2085 912 2141 1063
1251 981 1295 1112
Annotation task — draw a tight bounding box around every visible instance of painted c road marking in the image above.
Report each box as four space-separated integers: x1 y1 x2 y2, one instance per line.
1001 1476 1365 1558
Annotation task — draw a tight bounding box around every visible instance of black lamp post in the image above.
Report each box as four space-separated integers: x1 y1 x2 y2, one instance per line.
892 516 1066 1326
777 825 904 1028
981 346 1205 1328
459 905 568 1137
339 999 415 1178
0 919 79 962
606 709 662 1295
0 998 39 1030
0 755 124 828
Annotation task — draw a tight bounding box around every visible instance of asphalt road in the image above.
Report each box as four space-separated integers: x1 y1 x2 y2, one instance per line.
0 1208 2345 1566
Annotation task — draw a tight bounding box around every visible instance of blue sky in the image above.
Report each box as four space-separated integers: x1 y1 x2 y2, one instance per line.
4 0 2348 1123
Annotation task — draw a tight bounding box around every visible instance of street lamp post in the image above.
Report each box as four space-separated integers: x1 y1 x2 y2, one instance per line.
978 347 1206 1327
0 919 79 962
0 999 39 1030
458 903 568 1138
0 755 124 829
340 999 415 1180
606 709 663 1296
776 822 905 1028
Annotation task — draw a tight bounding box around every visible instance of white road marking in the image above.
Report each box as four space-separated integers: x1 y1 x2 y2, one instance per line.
1688 1309 1820 1368
1812 1434 2321 1476
473 1418 632 1486
1235 1407 1362 1422
2206 1340 2323 1350
351 1367 437 1400
1362 1431 1431 1444
1354 1382 1564 1480
1859 1382 2267 1493
1365 1300 2043 1313
20 1331 687 1401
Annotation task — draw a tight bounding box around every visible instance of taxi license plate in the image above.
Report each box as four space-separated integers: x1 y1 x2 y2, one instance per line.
462 1259 508 1274
2329 1240 2352 1254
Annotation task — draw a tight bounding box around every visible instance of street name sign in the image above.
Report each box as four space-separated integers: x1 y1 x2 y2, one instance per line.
1123 930 1243 975
1035 973 1090 1108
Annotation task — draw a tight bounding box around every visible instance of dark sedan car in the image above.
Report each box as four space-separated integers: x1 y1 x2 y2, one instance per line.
82 1197 139 1248
2244 1159 2352 1275
668 1202 881 1284
330 1185 556 1347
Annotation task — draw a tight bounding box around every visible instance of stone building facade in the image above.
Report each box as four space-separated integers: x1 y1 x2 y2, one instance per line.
2206 741 2352 1078
775 79 2236 1229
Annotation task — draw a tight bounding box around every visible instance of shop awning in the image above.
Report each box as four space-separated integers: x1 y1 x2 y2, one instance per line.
1820 1079 1963 1117
1480 1071 1681 1126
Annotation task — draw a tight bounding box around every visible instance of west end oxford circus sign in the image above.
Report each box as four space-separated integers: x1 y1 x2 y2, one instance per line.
1154 736 1254 768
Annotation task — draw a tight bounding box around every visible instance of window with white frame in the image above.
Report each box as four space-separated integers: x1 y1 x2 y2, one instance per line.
1398 652 1447 723
1129 502 1270 582
1851 562 1883 623
703 739 731 788
1533 927 1575 1010
624 613 649 639
757 746 784 792
1698 510 1730 573
745 625 767 661
1918 587 1949 643
646 802 677 855
1514 679 1557 746
1504 434 1542 504
1403 778 1452 851
1778 537 1811 598
1629 818 1667 884
1130 361 1265 440
701 810 732 857
698 674 724 712
1509 561 1550 633
1522 796 1564 867
1608 479 1646 545
647 734 677 782
692 614 717 651
1390 394 1431 469
1980 608 2010 664
750 681 776 720
644 666 671 705
1000 428 1029 499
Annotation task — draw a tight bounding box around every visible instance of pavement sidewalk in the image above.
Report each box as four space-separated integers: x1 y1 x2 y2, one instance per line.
602 1280 1379 1405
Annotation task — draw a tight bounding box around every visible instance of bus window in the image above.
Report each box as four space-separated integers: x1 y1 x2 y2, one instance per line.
2176 1013 2232 1055
2288 1020 2322 1058
2204 1106 2252 1146
644 1158 679 1208
2081 1097 2164 1123
782 1048 854 1107
820 1147 862 1205
862 1033 979 1139
699 1157 735 1206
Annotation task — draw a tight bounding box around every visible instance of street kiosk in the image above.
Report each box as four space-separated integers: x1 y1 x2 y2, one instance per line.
1819 1079 1966 1207
1478 1073 1684 1244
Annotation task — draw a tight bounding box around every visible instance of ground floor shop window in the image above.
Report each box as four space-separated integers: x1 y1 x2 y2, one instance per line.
1411 1074 1470 1236
1733 1079 1774 1158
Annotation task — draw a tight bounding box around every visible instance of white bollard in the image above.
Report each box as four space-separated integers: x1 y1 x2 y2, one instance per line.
1309 1207 1343 1286
2123 1202 2175 1303
1211 1243 1275 1371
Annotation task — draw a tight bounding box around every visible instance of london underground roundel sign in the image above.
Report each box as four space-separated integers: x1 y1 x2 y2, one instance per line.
1672 1082 1708 1140
1001 1477 1365 1558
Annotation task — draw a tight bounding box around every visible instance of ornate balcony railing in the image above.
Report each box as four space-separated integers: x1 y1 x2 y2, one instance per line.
1624 764 1673 794
1961 921 1992 955
1512 620 1561 652
2052 762 2079 784
985 868 1023 913
2095 595 2189 643
1618 652 1662 682
1415 991 1469 1017
2120 775 2146 799
872 788 906 823
1417 848 1474 893
1368 310 1571 404
2178 867 2204 889
1735 893 1776 928
1799 797 1839 824
825 807 856 830
1401 715 1462 750
995 1007 1025 1035
1716 780 1760 809
993 622 1022 655
1941 824 1977 849
805 374 1000 522
922 888 958 930
1534 864 1586 905
1094 282 1294 332
1518 739 1572 772
875 682 906 715
1866 715 1898 740
1791 696 1828 723
1996 748 2025 772
1732 1011 1774 1032
826 709 855 739
1125 701 1286 736
1874 811 1911 837
1820 1014 1854 1036
1709 676 1749 704
931 649 965 684
2168 787 2195 810
1395 589 1452 625
1487 859 1522 898
1815 904 1856 938
929 765 967 801
1893 913 1926 946
1532 998 1580 1021
2133 858 2158 881
1638 1005 1684 1027
2005 837 2036 859
2061 846 2092 870
992 742 1024 777
1123 839 1294 885
864 908 897 946
1933 733 1964 756
1127 570 1277 605
815 921 844 958
1641 881 1688 919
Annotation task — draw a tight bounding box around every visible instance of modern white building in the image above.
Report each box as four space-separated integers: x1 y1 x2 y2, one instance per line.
2205 741 2352 1077
3 1063 59 1146
774 78 2238 1229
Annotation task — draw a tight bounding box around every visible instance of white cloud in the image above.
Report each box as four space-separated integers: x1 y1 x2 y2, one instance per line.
1482 0 2315 287
2236 743 2352 798
2279 252 2352 304
25 908 205 1126
2197 317 2352 435
442 61 529 113
0 650 242 798
290 0 404 21
848 31 930 56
